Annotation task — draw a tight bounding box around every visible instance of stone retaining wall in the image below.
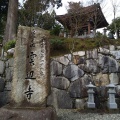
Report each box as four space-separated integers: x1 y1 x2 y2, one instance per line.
0 45 120 109
47 45 120 109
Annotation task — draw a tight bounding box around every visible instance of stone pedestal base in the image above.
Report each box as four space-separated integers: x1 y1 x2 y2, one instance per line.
87 102 95 108
0 106 56 120
107 103 117 109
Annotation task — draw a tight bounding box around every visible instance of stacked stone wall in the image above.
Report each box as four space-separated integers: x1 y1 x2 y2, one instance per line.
0 45 120 109
48 45 120 109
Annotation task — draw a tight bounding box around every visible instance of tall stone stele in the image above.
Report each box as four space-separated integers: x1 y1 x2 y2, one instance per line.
0 26 56 120
11 26 50 107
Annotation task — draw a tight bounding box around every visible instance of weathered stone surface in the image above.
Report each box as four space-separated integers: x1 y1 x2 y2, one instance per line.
0 78 5 92
99 56 119 73
86 49 98 59
4 82 11 91
69 75 92 98
5 67 13 82
11 26 50 106
96 86 108 98
78 51 85 56
109 45 115 51
64 54 72 61
116 46 120 50
116 85 120 97
50 60 62 76
54 56 69 65
73 55 80 64
63 64 84 81
110 51 120 60
7 58 14 67
0 60 5 74
78 57 86 64
93 73 109 86
57 89 73 109
47 88 73 109
47 88 59 109
51 76 70 90
75 98 87 109
109 73 119 84
86 59 99 73
7 48 15 55
0 107 57 120
73 51 85 56
0 91 11 107
98 47 110 54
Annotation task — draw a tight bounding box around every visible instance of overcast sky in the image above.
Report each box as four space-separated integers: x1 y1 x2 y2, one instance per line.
19 0 120 25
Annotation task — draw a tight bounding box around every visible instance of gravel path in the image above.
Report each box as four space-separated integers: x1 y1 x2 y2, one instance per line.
57 109 120 120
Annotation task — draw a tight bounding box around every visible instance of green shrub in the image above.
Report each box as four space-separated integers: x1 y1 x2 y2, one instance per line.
50 24 61 36
4 40 16 51
50 39 64 50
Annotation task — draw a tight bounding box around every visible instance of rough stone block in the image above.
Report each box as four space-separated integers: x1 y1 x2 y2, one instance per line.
86 59 99 73
7 58 14 67
0 91 11 107
51 76 70 90
0 107 57 120
0 60 5 74
86 49 98 59
47 88 73 109
93 73 109 86
69 75 91 98
50 61 62 76
0 78 5 92
63 64 84 82
5 67 13 82
54 56 69 65
75 99 87 109
4 82 11 91
109 73 119 84
98 47 110 54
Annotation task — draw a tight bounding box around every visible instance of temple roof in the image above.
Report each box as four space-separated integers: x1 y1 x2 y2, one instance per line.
56 3 109 30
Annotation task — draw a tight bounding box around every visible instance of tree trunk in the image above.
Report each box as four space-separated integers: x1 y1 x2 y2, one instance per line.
3 0 18 45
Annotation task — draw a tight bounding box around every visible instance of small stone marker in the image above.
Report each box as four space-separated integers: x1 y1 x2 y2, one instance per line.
86 82 96 108
106 84 117 109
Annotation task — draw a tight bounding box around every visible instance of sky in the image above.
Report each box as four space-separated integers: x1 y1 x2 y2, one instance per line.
19 0 120 30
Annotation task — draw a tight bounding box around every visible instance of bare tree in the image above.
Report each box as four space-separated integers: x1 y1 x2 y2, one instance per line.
110 0 120 39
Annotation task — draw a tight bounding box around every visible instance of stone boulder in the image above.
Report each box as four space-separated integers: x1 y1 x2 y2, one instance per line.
86 59 99 73
50 60 62 76
75 98 87 109
63 64 84 82
86 49 98 59
0 78 5 92
47 88 73 109
69 75 92 98
50 76 70 90
109 73 119 84
110 51 120 60
0 60 5 74
93 73 109 86
0 107 57 120
53 56 69 65
99 56 119 73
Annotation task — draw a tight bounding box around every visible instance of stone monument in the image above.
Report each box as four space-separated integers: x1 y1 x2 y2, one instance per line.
0 26 56 120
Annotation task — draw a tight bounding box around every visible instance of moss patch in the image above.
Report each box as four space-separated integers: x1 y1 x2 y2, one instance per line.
50 36 120 57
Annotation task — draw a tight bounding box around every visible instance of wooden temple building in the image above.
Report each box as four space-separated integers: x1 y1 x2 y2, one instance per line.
56 3 109 38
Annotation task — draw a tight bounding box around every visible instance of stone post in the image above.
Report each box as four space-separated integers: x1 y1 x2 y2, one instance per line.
86 82 96 108
0 26 56 120
106 84 117 109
